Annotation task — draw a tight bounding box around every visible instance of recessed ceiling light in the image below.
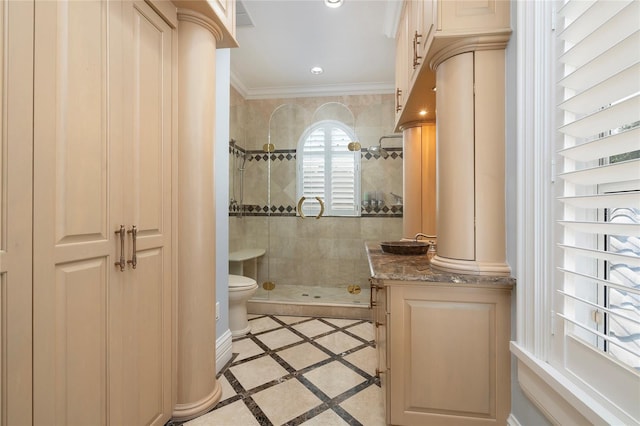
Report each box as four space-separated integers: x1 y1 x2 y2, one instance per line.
310 66 324 75
324 0 343 8
419 110 427 116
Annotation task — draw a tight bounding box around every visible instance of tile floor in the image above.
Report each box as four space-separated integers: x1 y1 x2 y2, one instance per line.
179 314 385 426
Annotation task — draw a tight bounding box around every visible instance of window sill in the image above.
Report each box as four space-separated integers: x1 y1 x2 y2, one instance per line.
510 342 624 426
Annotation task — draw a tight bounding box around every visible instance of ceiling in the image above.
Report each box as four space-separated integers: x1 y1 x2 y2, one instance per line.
230 0 401 99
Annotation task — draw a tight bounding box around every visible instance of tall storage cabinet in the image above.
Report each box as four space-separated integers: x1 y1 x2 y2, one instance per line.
0 1 35 424
32 1 174 424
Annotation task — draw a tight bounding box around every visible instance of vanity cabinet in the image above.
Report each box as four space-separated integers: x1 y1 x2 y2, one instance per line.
372 278 512 425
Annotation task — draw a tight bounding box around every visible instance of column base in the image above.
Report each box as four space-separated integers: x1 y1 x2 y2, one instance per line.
172 381 222 422
430 255 511 276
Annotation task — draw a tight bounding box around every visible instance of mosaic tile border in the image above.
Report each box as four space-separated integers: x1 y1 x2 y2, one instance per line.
229 204 403 218
167 315 380 426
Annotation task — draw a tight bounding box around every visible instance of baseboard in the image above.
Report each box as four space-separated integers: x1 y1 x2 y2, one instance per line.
216 329 233 374
507 413 522 426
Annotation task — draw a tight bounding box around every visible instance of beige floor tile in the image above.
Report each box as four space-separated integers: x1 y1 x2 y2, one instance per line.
275 315 308 325
252 378 323 425
314 331 363 354
340 384 386 426
277 342 330 371
293 319 335 337
184 400 260 426
300 409 350 425
323 318 360 328
229 355 288 391
232 337 263 362
303 361 366 398
345 321 374 341
217 375 237 403
343 346 377 376
248 316 281 334
256 327 303 350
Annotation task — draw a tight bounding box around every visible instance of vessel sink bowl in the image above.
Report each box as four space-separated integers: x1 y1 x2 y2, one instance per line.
380 241 429 255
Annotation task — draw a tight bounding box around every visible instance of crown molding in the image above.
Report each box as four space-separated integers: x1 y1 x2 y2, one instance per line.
230 72 394 100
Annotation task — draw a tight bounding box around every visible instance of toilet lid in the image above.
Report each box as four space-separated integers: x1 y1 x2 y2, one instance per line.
229 274 257 289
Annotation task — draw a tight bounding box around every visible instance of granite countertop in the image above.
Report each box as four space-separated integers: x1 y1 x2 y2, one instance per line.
365 241 515 288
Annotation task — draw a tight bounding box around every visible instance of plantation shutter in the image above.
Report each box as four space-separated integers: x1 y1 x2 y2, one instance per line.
554 0 640 418
298 121 360 217
330 127 358 215
301 127 326 216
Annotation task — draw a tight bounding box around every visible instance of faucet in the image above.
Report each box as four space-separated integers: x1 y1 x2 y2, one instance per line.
414 233 436 241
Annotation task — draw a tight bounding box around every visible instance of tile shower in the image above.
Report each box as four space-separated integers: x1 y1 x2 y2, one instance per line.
229 89 404 310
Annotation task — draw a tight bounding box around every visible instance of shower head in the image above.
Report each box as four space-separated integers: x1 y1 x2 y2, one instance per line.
368 144 389 158
368 134 401 159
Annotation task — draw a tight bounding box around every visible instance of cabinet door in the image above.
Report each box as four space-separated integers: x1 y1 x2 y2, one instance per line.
0 1 34 423
394 4 409 121
33 1 173 424
33 1 122 423
113 2 173 424
389 284 511 425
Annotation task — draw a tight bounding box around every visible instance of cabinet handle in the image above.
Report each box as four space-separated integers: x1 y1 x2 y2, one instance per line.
370 283 381 307
412 31 422 69
395 88 402 112
375 368 386 379
114 225 126 271
127 225 138 269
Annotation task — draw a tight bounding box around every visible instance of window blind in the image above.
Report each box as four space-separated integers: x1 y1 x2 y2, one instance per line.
555 0 640 419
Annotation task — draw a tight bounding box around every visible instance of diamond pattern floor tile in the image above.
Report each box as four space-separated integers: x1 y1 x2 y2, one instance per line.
277 342 331 371
303 360 366 398
314 331 365 354
251 378 323 425
229 354 288 391
176 315 382 426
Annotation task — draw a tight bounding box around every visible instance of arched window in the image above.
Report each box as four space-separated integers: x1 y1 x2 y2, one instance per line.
297 120 360 217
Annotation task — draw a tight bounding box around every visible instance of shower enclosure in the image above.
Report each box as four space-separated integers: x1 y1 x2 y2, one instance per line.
229 94 404 311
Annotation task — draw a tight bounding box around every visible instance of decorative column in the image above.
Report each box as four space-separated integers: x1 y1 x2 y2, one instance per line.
430 48 511 276
173 9 223 420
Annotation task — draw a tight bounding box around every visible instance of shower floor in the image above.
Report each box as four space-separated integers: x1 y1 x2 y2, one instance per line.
251 284 370 306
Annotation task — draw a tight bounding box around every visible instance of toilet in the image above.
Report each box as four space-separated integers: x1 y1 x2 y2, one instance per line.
228 274 258 337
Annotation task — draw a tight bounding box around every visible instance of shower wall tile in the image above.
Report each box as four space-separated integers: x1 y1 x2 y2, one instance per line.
229 91 405 294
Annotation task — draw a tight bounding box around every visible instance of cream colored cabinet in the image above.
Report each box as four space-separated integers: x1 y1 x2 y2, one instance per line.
0 1 35 423
402 123 436 239
394 2 409 122
394 0 510 129
374 280 512 425
32 1 174 425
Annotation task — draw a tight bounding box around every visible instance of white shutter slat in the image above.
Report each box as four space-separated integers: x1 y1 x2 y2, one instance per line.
558 127 640 162
559 159 640 185
558 244 640 268
558 192 640 209
559 32 640 92
559 220 640 237
559 63 640 115
559 2 638 69
558 94 640 139
558 0 630 44
559 268 640 297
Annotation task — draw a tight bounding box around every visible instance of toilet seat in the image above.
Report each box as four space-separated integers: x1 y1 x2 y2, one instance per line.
229 274 257 290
